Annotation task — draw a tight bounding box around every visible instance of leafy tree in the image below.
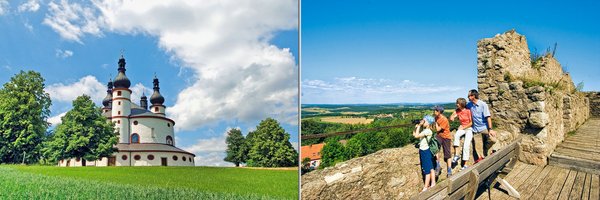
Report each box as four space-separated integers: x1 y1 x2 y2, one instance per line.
344 132 381 158
224 128 246 167
0 70 51 164
43 95 117 162
247 118 297 167
319 137 345 168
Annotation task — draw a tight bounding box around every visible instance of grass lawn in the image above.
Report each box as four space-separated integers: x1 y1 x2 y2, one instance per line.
0 165 298 199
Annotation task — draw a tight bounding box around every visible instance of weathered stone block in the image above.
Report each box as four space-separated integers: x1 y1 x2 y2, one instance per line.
529 112 549 128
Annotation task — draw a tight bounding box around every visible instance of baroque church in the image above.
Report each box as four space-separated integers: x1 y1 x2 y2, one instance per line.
59 55 195 166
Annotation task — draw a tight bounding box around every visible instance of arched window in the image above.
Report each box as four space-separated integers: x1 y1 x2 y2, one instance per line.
167 123 170 127
131 133 140 143
172 155 178 161
166 136 173 145
182 156 186 161
154 107 159 112
118 101 121 105
117 91 122 96
118 111 121 115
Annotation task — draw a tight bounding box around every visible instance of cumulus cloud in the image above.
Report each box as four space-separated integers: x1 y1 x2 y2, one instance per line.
46 75 106 104
42 0 299 131
0 0 9 15
47 112 67 126
18 0 39 12
302 77 464 104
43 0 103 43
24 21 34 32
55 49 74 58
182 128 234 167
129 83 151 104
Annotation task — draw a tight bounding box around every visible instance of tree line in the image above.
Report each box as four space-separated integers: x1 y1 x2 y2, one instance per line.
224 118 298 167
0 71 116 165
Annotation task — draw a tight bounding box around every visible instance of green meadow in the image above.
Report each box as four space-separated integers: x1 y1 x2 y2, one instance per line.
0 165 298 200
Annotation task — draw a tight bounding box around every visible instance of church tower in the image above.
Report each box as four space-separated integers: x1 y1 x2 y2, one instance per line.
150 76 166 115
102 79 113 115
112 55 132 143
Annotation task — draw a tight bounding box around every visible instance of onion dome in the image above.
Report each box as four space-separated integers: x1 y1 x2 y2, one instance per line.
140 92 148 110
150 76 165 105
113 55 131 88
102 79 113 107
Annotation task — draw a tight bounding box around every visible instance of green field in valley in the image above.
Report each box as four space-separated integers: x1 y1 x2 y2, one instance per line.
0 165 298 200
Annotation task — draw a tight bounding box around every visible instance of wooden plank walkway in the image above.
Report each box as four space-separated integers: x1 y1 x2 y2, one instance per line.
549 118 600 175
475 162 600 199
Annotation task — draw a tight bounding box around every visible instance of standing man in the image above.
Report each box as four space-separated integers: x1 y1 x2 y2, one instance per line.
432 105 453 177
467 89 497 163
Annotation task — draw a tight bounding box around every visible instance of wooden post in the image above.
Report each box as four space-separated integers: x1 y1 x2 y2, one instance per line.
466 169 480 200
497 177 521 198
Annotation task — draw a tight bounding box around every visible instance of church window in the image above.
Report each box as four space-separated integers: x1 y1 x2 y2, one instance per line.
167 123 170 127
147 155 155 160
155 107 159 112
131 133 140 143
133 121 138 125
118 101 121 105
189 157 192 162
172 155 178 161
117 91 122 96
166 136 173 145
134 155 141 160
118 111 121 115
117 120 120 124
183 156 186 161
122 155 128 160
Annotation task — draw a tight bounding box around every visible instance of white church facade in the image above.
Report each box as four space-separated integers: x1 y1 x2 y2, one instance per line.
59 56 195 167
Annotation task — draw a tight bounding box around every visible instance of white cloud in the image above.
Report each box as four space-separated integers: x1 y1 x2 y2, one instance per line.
182 128 234 167
55 49 74 58
18 0 39 12
47 112 67 126
24 21 34 32
43 0 103 43
194 152 234 167
43 0 298 130
0 0 9 15
46 75 106 104
129 83 151 105
302 77 464 104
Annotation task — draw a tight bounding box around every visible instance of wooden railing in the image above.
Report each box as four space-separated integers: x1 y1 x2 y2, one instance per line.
411 138 522 200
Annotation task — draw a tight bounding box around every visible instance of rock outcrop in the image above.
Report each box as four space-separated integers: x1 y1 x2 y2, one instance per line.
477 30 590 165
301 145 423 200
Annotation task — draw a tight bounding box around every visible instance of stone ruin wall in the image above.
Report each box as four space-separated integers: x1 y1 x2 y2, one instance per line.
476 30 589 166
585 92 600 117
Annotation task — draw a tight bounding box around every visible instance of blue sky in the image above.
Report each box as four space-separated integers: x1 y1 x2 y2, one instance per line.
301 0 600 104
0 0 298 166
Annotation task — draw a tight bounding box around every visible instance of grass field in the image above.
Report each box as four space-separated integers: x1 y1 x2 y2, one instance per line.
0 165 298 199
320 116 374 124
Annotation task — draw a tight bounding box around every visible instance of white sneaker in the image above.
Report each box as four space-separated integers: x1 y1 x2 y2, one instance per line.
452 155 460 164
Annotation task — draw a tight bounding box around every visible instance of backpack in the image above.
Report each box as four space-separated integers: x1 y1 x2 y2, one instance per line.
427 132 440 156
